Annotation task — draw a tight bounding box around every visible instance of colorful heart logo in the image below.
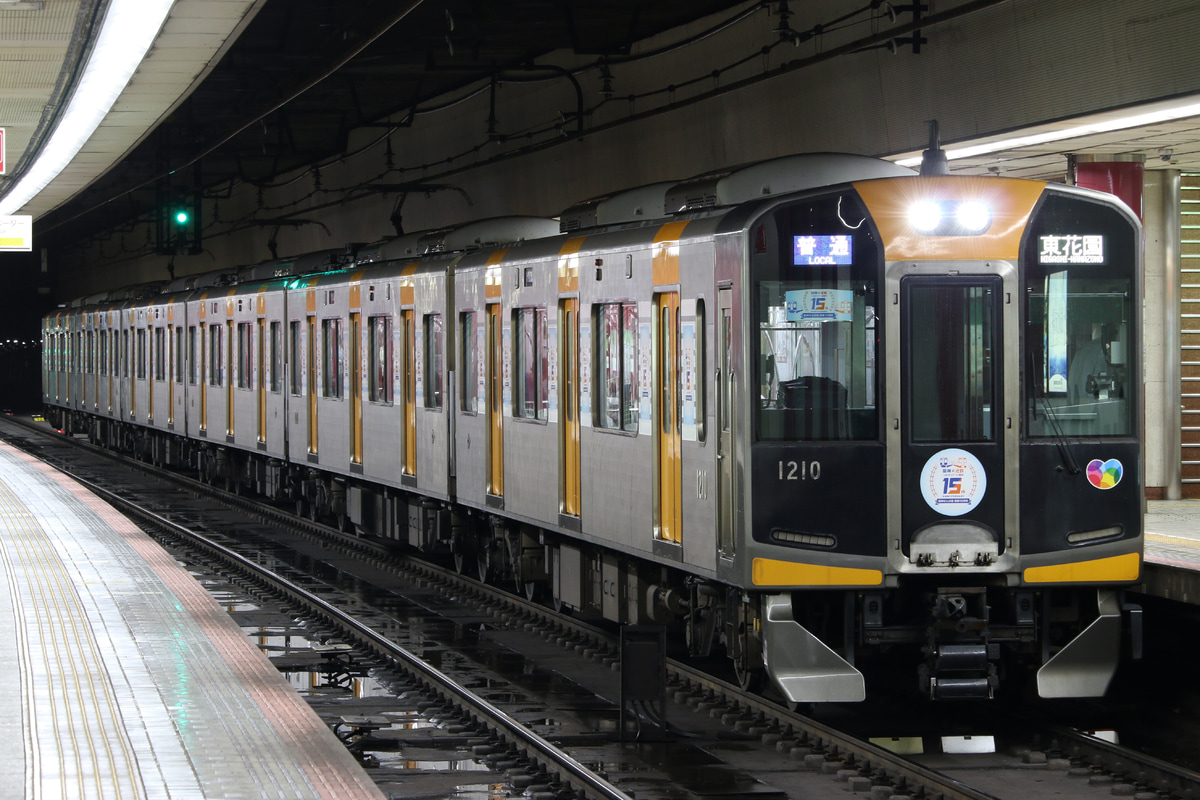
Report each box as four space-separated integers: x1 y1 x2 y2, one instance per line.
1086 458 1123 490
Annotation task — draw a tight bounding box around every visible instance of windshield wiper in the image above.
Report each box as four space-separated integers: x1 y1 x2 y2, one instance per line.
1039 397 1082 475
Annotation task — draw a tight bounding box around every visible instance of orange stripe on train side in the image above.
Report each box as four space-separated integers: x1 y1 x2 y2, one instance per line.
853 177 1047 262
652 221 689 286
1023 552 1141 584
752 557 883 587
349 270 365 310
485 249 509 299
400 263 418 306
558 237 585 293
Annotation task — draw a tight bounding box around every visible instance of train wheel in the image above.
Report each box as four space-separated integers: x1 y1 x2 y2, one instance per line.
734 658 766 694
523 581 541 603
477 545 492 583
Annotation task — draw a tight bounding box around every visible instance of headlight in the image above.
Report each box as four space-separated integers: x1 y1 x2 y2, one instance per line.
955 201 991 232
908 201 943 232
907 199 992 235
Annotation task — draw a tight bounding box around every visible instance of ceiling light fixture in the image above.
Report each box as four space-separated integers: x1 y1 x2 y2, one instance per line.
0 0 175 216
891 96 1200 168
0 2 46 10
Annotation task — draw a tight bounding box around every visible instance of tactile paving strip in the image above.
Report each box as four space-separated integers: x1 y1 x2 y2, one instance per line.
0 441 383 799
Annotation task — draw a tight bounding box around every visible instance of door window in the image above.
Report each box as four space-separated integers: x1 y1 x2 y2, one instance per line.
907 281 996 443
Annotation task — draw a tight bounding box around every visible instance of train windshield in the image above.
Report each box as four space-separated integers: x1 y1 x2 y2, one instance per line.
751 192 882 442
1024 192 1137 438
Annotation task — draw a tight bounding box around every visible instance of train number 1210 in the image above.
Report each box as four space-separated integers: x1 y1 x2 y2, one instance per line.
778 460 821 481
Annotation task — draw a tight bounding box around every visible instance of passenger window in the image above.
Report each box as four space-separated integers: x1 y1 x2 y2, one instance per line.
289 321 302 395
513 307 548 420
322 318 343 398
460 311 476 413
369 315 393 403
596 301 639 432
424 313 443 409
237 322 253 389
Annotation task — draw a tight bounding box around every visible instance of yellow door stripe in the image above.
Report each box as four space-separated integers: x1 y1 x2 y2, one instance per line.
558 237 585 293
485 250 509 299
1023 552 1140 584
652 221 689 286
752 557 883 587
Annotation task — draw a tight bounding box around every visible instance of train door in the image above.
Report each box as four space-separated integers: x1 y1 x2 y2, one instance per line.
898 275 1008 559
655 291 682 544
147 325 155 422
226 319 234 436
168 324 175 426
89 326 97 410
403 309 416 476
487 302 503 499
257 317 266 444
307 315 318 454
717 287 735 556
350 311 363 465
199 322 207 432
560 297 580 517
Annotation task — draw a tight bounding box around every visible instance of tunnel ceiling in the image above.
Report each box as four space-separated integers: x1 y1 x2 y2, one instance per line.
34 0 749 251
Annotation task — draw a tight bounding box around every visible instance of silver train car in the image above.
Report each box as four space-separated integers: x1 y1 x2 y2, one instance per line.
43 153 1144 701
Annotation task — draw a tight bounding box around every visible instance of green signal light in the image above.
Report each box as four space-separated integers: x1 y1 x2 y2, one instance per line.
174 210 189 225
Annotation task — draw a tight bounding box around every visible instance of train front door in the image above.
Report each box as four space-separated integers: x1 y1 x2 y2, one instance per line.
897 274 1009 564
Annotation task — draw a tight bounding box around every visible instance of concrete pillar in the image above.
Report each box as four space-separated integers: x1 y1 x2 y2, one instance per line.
1142 169 1181 500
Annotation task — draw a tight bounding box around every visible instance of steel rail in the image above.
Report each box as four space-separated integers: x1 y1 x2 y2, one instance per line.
14 438 633 800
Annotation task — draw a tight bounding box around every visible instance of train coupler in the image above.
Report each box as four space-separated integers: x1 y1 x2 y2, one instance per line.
925 643 999 700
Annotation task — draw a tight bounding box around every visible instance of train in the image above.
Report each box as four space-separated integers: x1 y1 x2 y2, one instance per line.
42 151 1144 702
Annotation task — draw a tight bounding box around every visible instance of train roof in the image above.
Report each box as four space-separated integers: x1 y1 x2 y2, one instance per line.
238 248 356 282
558 182 679 233
357 216 561 266
664 153 915 214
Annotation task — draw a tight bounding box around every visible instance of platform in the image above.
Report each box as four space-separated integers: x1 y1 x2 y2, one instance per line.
1141 501 1200 605
0 440 384 800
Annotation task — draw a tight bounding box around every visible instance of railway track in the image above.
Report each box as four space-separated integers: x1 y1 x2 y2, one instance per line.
4 413 1198 800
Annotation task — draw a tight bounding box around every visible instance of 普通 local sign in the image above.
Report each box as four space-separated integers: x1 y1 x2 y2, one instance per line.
0 215 32 252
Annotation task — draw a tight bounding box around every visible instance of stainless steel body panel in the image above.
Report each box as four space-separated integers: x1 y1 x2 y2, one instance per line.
451 257 490 511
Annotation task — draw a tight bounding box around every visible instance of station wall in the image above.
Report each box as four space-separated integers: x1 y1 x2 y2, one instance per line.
53 0 1200 495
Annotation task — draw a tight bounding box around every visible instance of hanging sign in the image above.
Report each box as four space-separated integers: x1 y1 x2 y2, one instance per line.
0 215 32 252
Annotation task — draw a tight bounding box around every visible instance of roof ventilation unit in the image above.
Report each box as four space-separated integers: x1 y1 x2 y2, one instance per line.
664 153 916 214
365 216 560 262
558 181 677 232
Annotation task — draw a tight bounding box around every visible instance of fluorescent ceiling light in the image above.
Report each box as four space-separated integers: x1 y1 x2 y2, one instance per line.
0 0 176 215
892 97 1200 167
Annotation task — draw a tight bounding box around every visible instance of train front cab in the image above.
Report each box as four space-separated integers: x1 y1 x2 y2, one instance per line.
737 177 1143 702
